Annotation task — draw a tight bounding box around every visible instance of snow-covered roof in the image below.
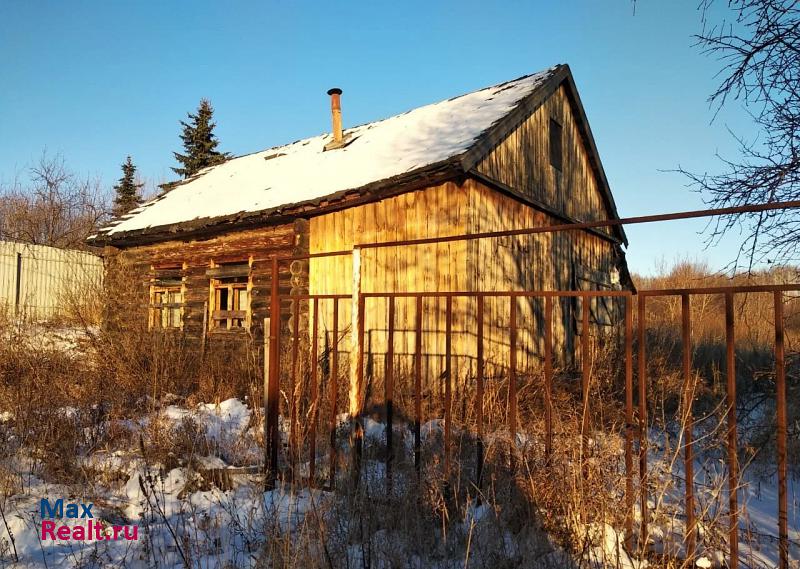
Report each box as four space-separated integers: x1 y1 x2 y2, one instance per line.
97 66 564 242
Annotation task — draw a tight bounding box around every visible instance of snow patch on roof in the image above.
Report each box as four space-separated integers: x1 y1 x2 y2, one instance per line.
102 67 558 237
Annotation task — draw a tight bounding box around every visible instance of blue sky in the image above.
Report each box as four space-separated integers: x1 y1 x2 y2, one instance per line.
0 1 760 275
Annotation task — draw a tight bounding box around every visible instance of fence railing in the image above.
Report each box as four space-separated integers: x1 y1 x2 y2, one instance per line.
261 201 800 569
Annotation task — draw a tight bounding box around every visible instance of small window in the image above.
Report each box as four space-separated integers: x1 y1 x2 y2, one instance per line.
576 268 617 327
208 263 250 331
590 296 615 327
212 277 249 330
549 118 563 171
150 286 183 329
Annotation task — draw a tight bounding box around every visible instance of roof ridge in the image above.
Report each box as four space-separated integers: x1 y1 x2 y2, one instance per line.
174 66 562 175
93 65 567 244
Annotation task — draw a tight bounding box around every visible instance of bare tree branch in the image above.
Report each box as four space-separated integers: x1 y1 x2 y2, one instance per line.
0 151 111 250
684 0 800 269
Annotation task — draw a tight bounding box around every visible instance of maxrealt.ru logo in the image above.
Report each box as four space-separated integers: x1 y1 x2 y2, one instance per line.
40 499 138 541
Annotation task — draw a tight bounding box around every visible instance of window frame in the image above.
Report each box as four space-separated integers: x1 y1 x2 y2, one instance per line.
208 261 252 332
148 266 185 330
549 117 563 172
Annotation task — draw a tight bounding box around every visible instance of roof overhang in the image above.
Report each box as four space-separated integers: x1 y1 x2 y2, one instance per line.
89 157 464 248
90 65 627 248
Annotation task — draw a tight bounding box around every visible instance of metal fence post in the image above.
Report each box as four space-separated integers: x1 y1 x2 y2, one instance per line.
774 291 789 569
263 316 272 488
264 259 281 488
681 294 697 564
14 252 22 316
725 292 739 568
624 295 634 550
637 294 649 547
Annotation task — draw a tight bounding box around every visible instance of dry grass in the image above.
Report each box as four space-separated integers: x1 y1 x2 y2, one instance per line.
0 261 797 567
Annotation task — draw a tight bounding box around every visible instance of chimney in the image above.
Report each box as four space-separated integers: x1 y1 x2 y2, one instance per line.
324 87 348 150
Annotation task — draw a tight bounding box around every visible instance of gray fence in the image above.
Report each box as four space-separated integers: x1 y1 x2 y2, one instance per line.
0 241 104 320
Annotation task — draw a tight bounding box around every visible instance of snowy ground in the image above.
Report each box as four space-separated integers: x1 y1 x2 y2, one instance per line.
626 423 800 569
0 397 796 568
0 400 569 568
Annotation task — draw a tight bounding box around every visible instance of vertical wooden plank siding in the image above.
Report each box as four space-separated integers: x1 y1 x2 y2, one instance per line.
467 84 625 369
475 84 614 233
0 241 103 320
465 179 621 371
309 181 469 407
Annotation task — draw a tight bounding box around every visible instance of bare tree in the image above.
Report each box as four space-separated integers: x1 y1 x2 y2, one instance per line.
0 152 110 250
682 0 800 269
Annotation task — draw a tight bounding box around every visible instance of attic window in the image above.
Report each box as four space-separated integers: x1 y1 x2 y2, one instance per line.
549 118 563 171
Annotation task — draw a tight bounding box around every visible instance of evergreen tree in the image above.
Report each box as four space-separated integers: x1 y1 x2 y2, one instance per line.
112 156 144 217
172 99 229 178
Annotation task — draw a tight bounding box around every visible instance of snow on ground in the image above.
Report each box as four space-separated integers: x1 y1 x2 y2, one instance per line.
0 398 321 568
0 399 797 568
1 468 325 568
634 422 800 569
738 473 800 567
162 398 252 441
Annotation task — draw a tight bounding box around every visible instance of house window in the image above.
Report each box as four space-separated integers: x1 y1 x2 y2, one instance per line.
589 295 615 327
149 266 184 329
208 262 250 331
549 118 563 171
576 267 617 327
151 286 183 329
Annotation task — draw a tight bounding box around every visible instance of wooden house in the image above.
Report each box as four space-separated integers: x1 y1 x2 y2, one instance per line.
89 64 632 381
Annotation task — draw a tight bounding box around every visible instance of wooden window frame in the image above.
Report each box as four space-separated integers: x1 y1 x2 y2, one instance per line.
549 117 563 172
149 284 184 330
208 262 251 332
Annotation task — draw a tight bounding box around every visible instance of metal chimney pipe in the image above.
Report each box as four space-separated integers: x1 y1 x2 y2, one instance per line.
327 88 343 144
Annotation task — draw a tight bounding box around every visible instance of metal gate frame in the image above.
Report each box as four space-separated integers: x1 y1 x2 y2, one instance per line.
263 200 800 568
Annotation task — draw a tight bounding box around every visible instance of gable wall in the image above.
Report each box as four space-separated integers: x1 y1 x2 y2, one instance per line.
306 171 623 419
470 83 626 368
475 84 614 235
465 179 622 372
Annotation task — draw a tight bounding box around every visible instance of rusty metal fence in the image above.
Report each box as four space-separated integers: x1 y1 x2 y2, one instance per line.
262 201 800 569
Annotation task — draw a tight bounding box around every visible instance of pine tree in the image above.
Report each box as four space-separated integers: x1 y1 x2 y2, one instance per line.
112 156 144 217
172 99 229 178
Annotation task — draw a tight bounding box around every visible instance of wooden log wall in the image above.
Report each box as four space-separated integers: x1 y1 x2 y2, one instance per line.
109 221 306 346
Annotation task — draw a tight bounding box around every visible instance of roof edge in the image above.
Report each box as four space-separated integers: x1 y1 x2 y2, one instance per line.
561 68 628 246
92 65 628 248
458 63 628 246
89 157 464 248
